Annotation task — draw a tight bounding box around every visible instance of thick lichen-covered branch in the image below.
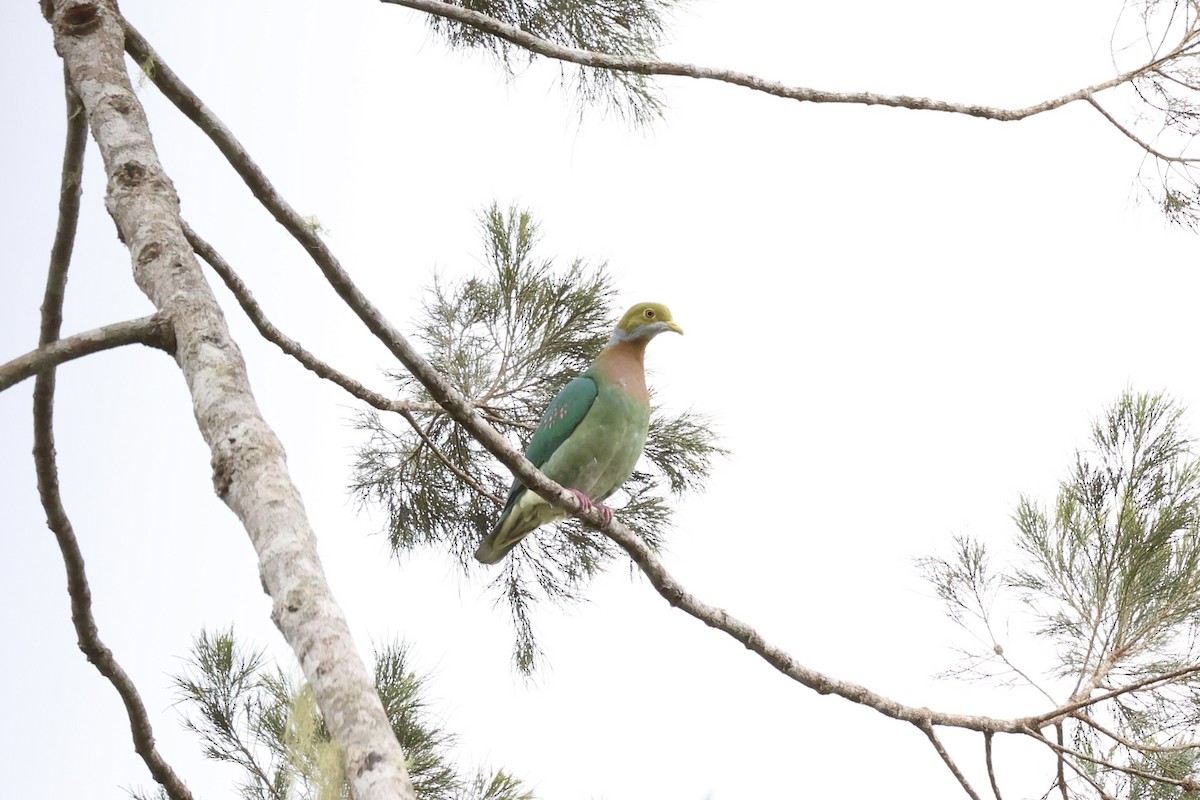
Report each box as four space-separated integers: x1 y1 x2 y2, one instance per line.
43 3 415 798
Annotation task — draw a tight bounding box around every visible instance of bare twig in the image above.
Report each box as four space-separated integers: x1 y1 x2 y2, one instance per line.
1074 711 1200 753
1055 723 1068 800
984 732 1004 800
1031 663 1200 726
382 0 1190 123
0 314 173 392
1028 726 1200 793
1057 754 1114 800
979 611 1057 705
1086 96 1200 162
33 70 194 800
921 723 984 800
183 222 413 414
184 222 504 506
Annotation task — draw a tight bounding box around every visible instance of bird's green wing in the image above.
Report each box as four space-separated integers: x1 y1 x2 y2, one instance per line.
526 375 598 469
503 376 598 503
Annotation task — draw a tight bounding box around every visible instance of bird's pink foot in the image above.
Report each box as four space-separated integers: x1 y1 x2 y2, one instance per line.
567 489 613 526
567 488 594 512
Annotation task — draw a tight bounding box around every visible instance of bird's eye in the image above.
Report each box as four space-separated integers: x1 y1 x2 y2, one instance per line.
644 308 655 319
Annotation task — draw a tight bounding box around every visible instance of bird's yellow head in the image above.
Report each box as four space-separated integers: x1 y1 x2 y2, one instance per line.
609 302 684 344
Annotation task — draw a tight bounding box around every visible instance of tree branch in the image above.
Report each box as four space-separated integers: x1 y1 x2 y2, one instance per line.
1055 754 1112 800
1029 726 1200 793
43 4 416 798
1086 96 1200 163
182 222 416 415
32 69 194 800
0 314 173 392
1073 710 1200 753
984 732 1004 800
1030 663 1200 726
183 222 504 506
921 723 984 800
381 0 1188 122
1054 723 1068 800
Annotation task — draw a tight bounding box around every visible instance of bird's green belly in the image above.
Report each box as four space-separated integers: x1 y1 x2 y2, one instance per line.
542 389 649 502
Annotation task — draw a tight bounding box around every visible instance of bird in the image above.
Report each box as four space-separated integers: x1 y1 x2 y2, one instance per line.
474 302 683 564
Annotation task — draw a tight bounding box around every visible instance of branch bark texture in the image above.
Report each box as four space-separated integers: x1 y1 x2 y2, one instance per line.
0 314 172 392
41 3 415 798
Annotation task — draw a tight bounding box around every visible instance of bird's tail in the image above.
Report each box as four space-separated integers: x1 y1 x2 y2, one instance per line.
474 517 522 564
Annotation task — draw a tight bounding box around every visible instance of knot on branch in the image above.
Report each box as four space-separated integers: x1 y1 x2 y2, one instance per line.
357 751 385 777
148 313 177 355
116 160 149 189
211 436 237 499
56 1 101 35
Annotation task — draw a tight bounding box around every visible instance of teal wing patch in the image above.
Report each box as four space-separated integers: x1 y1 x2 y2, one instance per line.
526 376 597 468
503 376 597 504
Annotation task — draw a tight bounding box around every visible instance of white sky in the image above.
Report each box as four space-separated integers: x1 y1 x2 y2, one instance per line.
4 1 1200 798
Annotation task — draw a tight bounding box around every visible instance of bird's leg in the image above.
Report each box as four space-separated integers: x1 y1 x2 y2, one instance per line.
566 488 594 512
567 488 613 526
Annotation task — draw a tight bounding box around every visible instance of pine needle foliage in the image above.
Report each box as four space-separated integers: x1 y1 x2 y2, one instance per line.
455 769 534 800
128 788 170 800
920 391 1200 799
1012 393 1200 674
350 203 723 673
422 0 683 124
167 629 530 800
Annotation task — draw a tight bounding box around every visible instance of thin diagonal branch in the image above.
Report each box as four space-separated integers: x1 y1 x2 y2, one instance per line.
1055 723 1068 800
33 71 194 800
984 732 1004 800
183 222 503 507
183 223 407 412
1057 754 1113 800
382 0 1190 122
1029 727 1200 792
1073 710 1200 753
921 723 984 800
40 68 85 344
1030 664 1200 726
1086 96 1200 163
0 314 173 392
